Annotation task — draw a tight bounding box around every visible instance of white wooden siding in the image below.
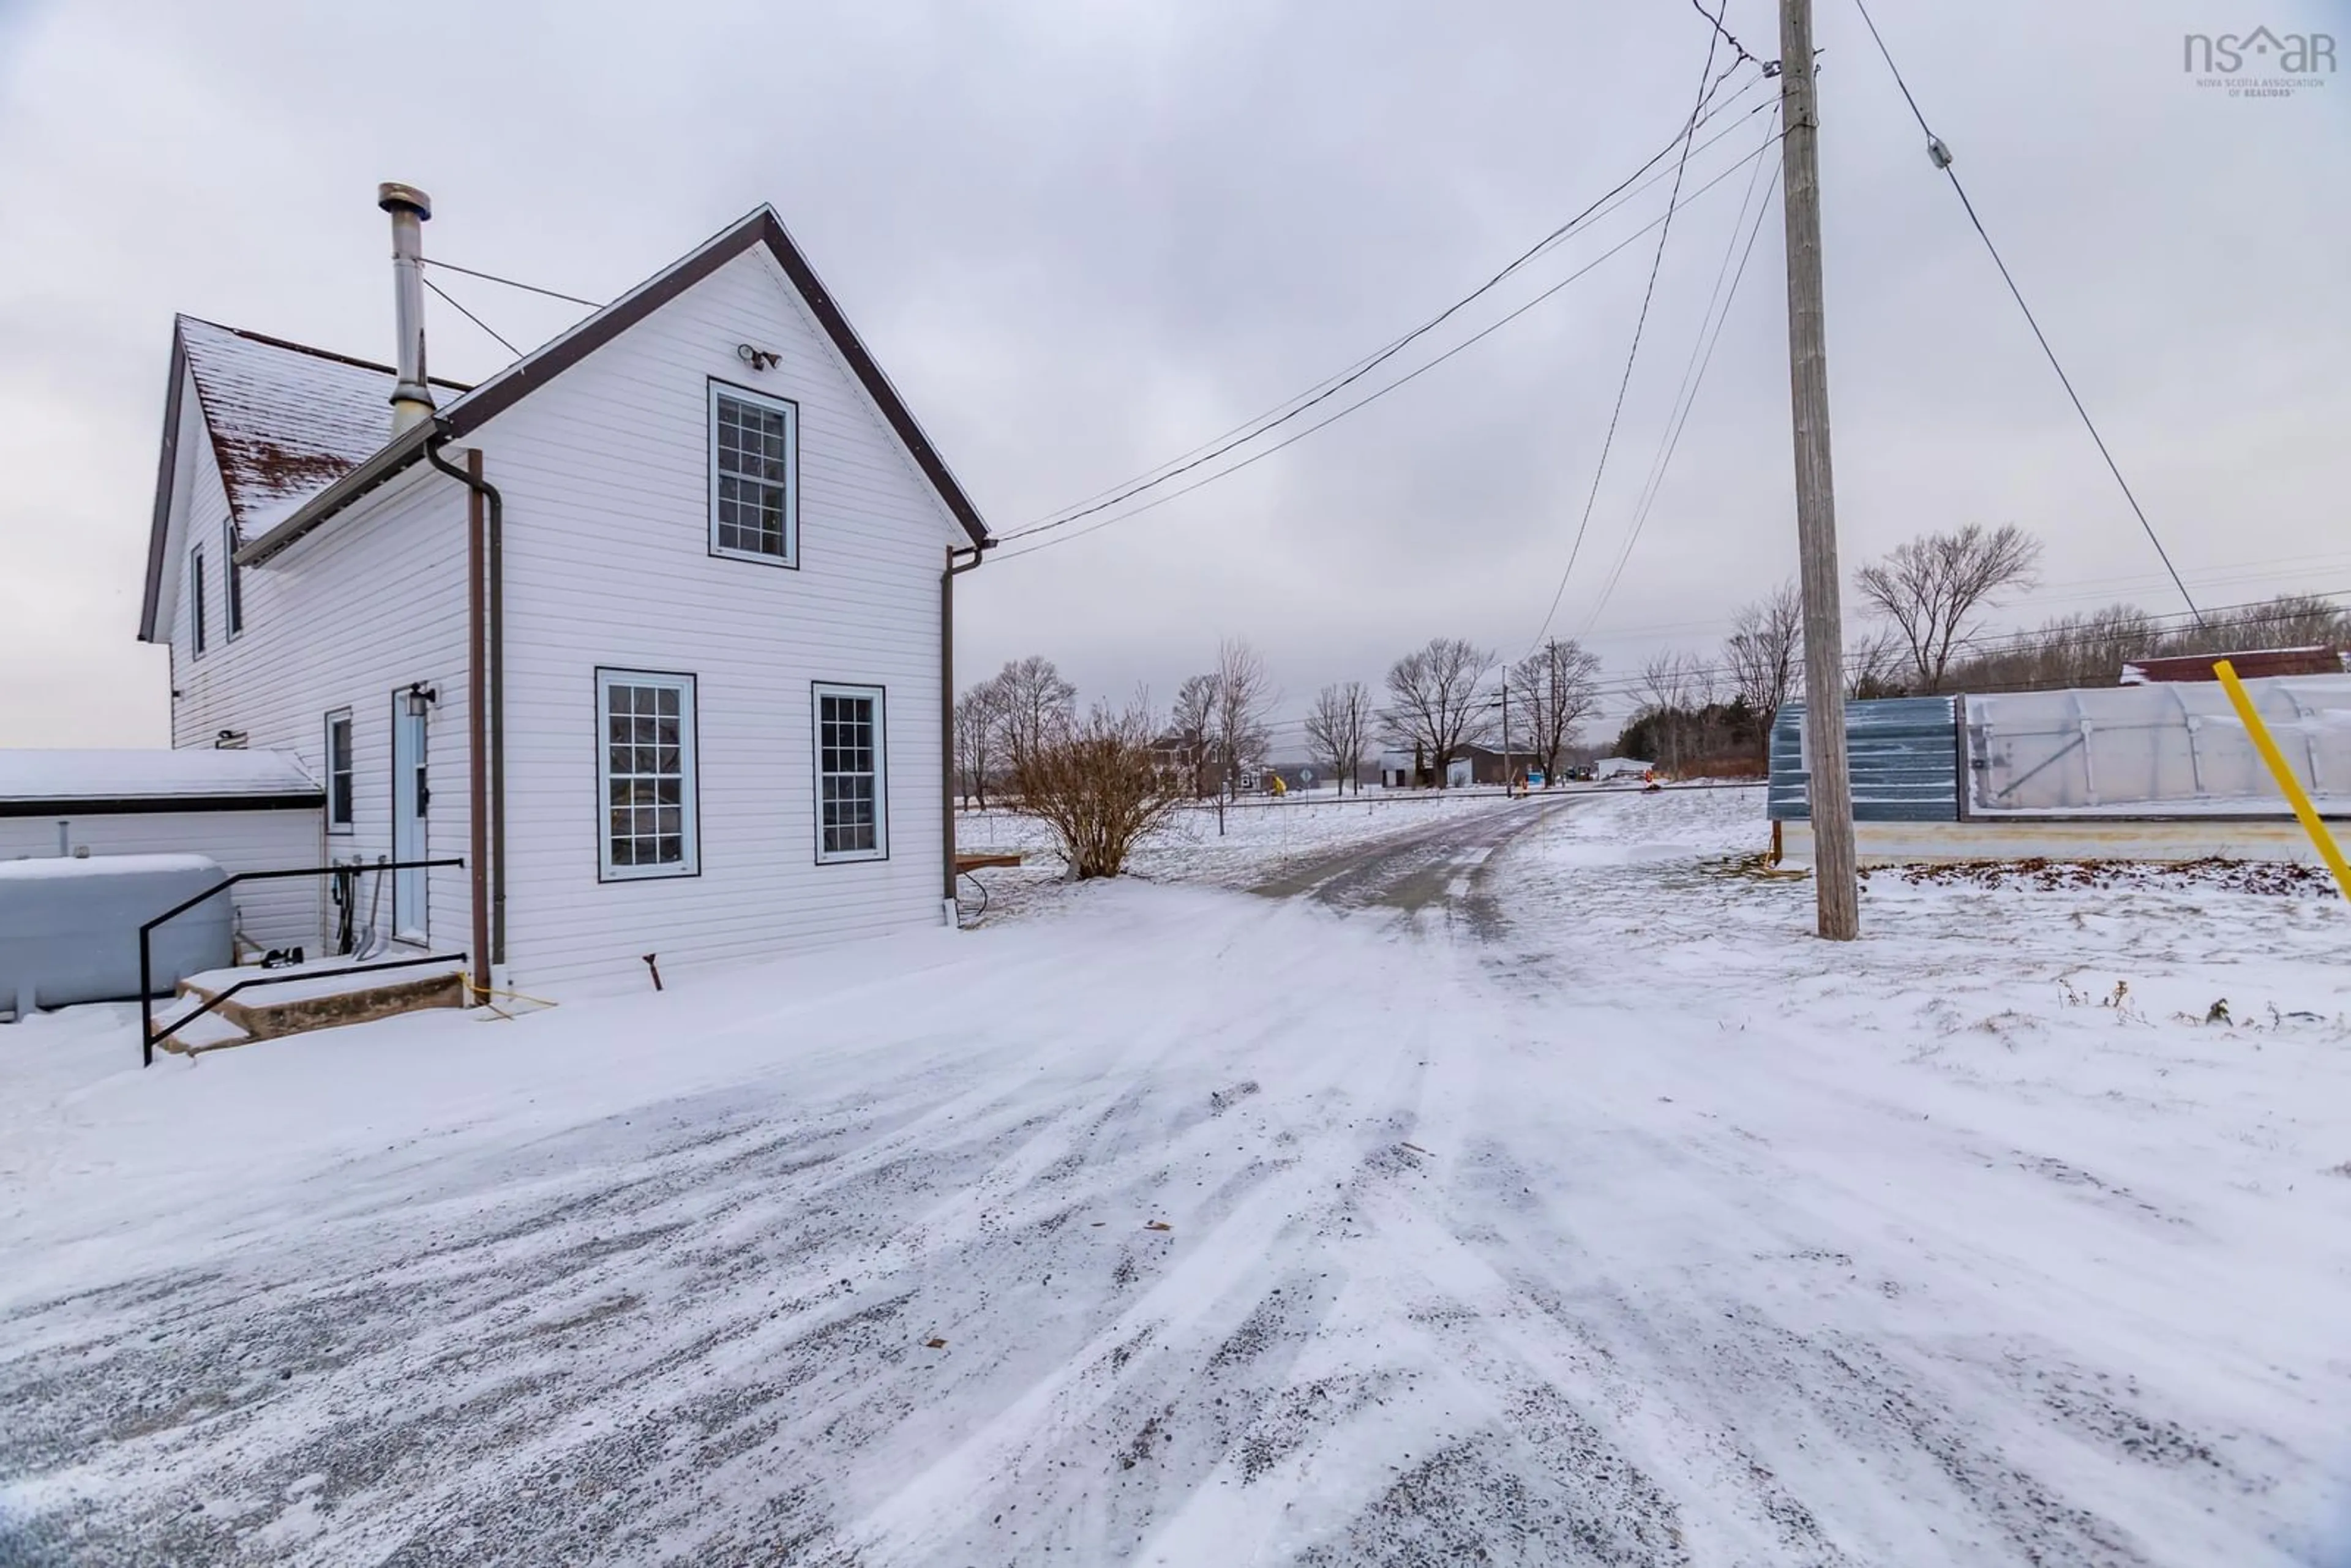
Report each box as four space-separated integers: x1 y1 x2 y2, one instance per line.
470 246 959 990
0 810 324 953
163 405 475 958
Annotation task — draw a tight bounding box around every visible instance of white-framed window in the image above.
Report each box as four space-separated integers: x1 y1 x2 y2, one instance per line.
598 669 698 880
325 710 354 834
189 547 208 656
224 519 244 639
708 381 798 566
814 683 887 863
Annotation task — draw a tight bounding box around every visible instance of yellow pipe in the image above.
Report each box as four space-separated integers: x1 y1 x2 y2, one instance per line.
2213 659 2351 906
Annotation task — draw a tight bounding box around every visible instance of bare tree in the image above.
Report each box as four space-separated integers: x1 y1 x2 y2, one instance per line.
993 655 1078 771
1635 651 1689 774
1855 523 2043 694
1720 580 1805 741
1834 626 1899 699
1383 637 1494 787
1302 680 1376 796
952 677 1005 808
1167 672 1218 798
1509 639 1602 786
1009 698 1185 880
1210 640 1276 803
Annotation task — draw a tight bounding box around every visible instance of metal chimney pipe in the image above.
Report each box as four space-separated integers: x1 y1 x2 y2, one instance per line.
377 182 435 434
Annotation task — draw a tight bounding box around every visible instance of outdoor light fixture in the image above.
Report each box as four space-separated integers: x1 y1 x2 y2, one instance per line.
213 728 248 749
403 683 438 718
735 342 779 372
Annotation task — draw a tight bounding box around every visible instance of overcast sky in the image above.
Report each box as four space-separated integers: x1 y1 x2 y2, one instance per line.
2 0 2344 754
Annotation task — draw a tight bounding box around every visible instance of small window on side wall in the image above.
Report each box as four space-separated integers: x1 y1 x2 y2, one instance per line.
709 381 798 566
326 710 354 833
814 683 887 863
189 547 208 656
598 669 699 880
224 520 244 639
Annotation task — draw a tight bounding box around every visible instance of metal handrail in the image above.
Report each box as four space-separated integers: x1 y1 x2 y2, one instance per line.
138 857 463 1065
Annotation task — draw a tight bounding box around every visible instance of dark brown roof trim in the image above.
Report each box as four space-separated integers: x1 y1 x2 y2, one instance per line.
0 791 324 818
136 326 189 643
237 206 992 566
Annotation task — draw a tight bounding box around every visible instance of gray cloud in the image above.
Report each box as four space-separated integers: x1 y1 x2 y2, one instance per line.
1 0 2343 749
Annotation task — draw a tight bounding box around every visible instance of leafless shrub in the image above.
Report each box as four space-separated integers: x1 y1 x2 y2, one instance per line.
1009 699 1185 880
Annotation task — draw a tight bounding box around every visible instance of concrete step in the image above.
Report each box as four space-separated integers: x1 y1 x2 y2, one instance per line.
163 955 468 1049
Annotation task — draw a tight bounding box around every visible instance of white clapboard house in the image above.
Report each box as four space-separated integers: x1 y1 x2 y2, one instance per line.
133 186 991 992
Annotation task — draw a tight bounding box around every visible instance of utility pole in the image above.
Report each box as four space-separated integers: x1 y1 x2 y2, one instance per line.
1779 0 1861 939
1499 674 1510 791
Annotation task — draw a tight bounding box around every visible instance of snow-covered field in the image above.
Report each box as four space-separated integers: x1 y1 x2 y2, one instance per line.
5 788 2351 1564
953 791 1507 915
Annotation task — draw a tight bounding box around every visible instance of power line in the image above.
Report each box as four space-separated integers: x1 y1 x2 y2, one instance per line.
421 257 604 310
999 72 1774 545
1690 0 1761 69
422 276 522 358
1848 0 2204 629
1575 118 1784 643
993 127 1787 566
1523 1 1737 652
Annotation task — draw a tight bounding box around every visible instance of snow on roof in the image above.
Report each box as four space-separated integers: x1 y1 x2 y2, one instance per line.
0 852 221 881
0 749 319 805
178 317 471 537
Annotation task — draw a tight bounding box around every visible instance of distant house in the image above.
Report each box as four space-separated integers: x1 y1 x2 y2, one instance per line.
127 187 992 994
1148 734 1221 797
1378 745 1524 789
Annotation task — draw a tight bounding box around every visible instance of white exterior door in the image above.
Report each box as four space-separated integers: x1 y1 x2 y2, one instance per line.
392 697 429 942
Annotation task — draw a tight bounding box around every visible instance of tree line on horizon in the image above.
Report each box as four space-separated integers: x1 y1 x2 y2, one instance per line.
959 523 2351 801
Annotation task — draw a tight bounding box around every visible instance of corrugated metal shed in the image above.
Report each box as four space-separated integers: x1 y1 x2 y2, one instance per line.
1769 697 1959 822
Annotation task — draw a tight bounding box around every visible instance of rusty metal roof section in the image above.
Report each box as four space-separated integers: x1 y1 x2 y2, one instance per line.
176 316 471 539
2119 647 2349 685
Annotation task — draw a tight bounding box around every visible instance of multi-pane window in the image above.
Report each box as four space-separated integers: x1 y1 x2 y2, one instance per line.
815 684 887 862
189 547 208 655
325 710 354 833
224 520 244 639
709 383 798 565
598 670 697 879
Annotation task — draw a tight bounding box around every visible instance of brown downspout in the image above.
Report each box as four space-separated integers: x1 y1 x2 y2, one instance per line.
943 542 986 901
425 432 506 990
464 453 490 994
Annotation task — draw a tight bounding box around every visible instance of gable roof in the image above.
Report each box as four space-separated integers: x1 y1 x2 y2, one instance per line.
182 318 471 536
136 318 471 639
282 207 988 560
141 204 992 640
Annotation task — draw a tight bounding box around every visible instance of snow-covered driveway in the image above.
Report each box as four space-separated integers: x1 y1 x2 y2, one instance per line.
4 790 2349 1564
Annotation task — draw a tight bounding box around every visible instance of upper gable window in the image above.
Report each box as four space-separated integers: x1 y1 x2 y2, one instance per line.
709 381 798 568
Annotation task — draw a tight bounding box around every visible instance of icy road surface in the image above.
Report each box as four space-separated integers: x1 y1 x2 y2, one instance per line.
5 789 2350 1564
